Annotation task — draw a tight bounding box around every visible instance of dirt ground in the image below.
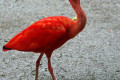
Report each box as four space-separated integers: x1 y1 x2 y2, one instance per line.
0 0 120 80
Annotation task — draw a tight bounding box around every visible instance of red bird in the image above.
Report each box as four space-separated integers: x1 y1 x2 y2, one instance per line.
3 0 86 80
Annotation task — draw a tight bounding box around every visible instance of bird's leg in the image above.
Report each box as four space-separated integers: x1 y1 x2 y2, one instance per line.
35 53 44 80
47 58 56 80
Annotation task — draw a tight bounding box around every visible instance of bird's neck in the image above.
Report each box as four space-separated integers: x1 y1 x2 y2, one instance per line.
69 6 87 38
76 6 87 33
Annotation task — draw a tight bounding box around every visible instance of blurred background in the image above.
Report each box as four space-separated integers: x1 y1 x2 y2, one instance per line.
0 0 120 80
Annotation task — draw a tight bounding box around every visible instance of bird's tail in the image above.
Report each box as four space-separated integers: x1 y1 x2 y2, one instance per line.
3 45 12 51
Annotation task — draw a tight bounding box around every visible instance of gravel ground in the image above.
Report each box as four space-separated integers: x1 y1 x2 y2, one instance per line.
0 0 120 80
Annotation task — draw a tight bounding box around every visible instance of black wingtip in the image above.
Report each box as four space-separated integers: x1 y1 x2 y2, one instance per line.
3 45 11 50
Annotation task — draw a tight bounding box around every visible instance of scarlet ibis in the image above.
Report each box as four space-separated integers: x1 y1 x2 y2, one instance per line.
3 0 86 80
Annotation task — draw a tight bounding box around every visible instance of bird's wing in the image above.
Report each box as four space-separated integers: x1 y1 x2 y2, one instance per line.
4 19 68 52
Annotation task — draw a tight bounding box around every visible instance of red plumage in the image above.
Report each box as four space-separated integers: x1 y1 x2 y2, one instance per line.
3 16 74 53
3 0 87 80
